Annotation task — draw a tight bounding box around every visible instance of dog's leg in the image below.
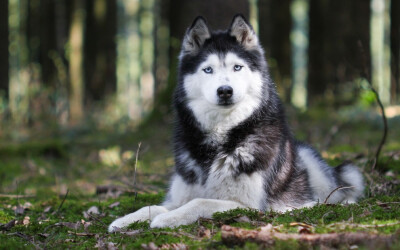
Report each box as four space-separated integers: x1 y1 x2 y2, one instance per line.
150 198 245 228
108 205 169 232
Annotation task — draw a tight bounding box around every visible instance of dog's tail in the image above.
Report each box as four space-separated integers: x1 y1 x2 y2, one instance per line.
334 162 364 203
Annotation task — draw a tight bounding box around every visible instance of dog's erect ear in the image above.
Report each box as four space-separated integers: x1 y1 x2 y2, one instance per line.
182 16 210 55
229 14 259 50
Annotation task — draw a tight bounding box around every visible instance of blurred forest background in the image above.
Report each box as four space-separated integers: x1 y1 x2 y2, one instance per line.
0 0 399 196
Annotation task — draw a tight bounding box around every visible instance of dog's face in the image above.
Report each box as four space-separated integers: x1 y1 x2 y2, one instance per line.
184 52 261 107
177 15 268 131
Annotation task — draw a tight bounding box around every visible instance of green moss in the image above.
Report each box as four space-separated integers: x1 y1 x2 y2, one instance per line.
0 209 13 224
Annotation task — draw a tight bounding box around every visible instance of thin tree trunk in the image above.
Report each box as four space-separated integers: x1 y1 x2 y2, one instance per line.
139 0 155 114
258 0 292 103
9 0 29 125
308 0 370 106
153 0 170 98
116 0 142 120
0 0 8 100
68 0 86 124
391 0 400 103
84 0 116 103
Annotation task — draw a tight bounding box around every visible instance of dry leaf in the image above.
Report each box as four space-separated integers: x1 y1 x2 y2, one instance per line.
142 242 158 250
234 216 251 223
38 233 50 238
298 226 312 234
108 202 120 208
43 206 52 213
83 206 100 219
197 226 211 238
160 243 188 249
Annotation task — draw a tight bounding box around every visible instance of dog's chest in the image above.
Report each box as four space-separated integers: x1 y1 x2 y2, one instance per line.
200 158 264 208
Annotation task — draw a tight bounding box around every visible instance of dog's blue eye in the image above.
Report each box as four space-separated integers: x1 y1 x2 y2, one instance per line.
203 67 213 74
234 65 243 71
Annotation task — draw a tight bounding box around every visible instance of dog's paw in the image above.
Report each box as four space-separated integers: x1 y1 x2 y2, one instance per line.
108 217 133 232
108 205 169 232
150 212 194 228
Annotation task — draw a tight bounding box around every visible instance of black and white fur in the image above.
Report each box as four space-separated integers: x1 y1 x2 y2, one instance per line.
109 15 364 231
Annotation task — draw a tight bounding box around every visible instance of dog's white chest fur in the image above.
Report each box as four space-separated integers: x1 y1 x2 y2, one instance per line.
168 156 264 209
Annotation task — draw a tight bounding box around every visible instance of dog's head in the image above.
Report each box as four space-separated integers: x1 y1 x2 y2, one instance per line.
176 15 269 131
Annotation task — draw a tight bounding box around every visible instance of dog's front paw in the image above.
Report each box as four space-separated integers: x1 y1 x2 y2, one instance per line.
108 217 134 232
108 205 169 232
150 212 194 228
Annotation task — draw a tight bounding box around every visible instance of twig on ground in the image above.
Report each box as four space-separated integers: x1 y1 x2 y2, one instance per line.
67 231 96 237
357 40 388 170
323 186 354 204
369 86 388 170
56 189 69 214
133 142 141 202
87 213 108 229
329 221 400 229
0 194 35 198
221 225 394 246
8 232 42 249
157 231 201 240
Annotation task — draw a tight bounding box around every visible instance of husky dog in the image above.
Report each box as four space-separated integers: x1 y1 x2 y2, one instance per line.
108 15 364 232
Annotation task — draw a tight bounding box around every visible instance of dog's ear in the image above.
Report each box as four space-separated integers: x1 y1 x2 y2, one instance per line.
229 14 259 50
182 16 210 55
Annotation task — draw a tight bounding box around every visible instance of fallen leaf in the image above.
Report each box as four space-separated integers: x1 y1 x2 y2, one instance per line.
38 233 50 238
107 242 117 250
289 222 313 228
197 226 211 238
160 243 188 249
142 242 158 250
376 201 392 209
234 216 251 223
298 226 312 234
83 206 100 219
119 230 142 236
43 206 52 213
108 202 120 208
23 202 33 209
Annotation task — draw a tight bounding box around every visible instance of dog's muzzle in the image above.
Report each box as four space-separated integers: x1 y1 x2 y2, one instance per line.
217 85 233 105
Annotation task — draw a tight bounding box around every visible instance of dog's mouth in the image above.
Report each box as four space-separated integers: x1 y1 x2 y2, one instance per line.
217 100 234 107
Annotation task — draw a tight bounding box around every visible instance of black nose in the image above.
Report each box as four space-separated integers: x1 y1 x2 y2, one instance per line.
217 85 233 100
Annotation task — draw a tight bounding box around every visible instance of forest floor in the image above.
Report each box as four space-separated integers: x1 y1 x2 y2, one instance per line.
0 105 400 249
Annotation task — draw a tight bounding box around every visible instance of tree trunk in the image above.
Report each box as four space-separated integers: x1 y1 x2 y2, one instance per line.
391 0 400 104
9 0 29 125
116 0 142 120
308 0 371 106
68 0 86 124
154 0 170 98
84 0 117 103
0 0 8 100
258 0 292 102
139 0 155 114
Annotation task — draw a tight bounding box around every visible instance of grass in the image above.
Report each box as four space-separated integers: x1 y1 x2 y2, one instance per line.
0 105 399 249
1 193 399 249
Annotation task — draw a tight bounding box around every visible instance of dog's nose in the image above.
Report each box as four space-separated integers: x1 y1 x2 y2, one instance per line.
217 85 233 100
